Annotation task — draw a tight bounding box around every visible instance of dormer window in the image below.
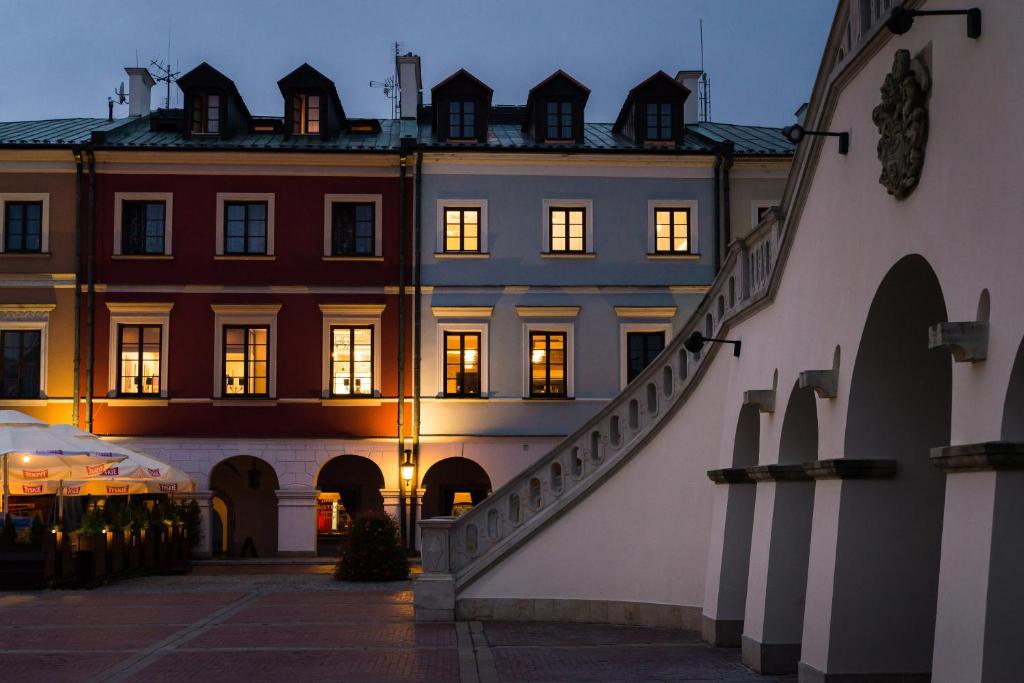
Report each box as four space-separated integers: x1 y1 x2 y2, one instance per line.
291 93 320 135
449 100 475 139
646 103 672 141
546 102 573 141
192 94 221 134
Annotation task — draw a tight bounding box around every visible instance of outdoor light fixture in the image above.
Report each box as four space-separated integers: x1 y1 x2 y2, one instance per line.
684 330 742 357
781 123 849 155
21 455 30 463
887 5 981 39
400 449 415 489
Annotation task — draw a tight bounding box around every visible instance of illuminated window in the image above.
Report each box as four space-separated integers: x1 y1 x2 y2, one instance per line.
444 208 480 252
646 102 672 140
121 201 165 255
222 326 269 397
549 207 586 253
546 101 573 140
330 326 374 396
223 202 267 255
292 93 321 134
449 100 475 139
0 330 41 398
4 202 43 253
117 325 161 396
331 203 375 256
626 331 665 383
444 331 480 397
529 331 567 398
192 93 221 134
654 208 690 253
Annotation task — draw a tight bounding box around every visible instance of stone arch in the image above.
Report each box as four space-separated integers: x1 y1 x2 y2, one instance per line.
778 383 818 465
732 404 760 469
421 457 492 519
811 254 950 676
1001 335 1024 440
208 455 280 558
315 455 386 556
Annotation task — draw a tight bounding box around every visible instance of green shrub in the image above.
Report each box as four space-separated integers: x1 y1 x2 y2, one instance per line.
335 512 409 582
78 507 105 536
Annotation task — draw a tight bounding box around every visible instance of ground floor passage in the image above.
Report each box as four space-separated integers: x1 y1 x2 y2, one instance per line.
0 569 793 683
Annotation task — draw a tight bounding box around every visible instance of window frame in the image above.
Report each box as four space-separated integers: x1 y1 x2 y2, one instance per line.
751 200 777 230
645 101 673 141
435 199 488 256
220 324 271 399
652 206 692 255
540 199 593 256
520 320 574 399
191 92 222 135
545 100 574 141
215 193 275 257
448 99 476 140
322 194 383 258
105 303 172 400
527 331 569 399
0 305 52 402
113 192 173 257
435 321 489 398
291 92 322 135
547 206 587 253
442 207 482 253
211 304 280 400
646 199 699 257
0 328 43 399
327 325 375 398
618 322 672 389
115 324 163 397
319 304 384 400
0 194 49 255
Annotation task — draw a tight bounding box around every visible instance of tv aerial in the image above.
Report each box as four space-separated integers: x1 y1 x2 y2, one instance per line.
370 41 401 119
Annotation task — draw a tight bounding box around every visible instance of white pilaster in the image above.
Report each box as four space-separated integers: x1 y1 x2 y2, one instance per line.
275 488 319 557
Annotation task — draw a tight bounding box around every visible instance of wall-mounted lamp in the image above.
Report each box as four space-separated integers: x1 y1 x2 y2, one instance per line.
684 331 742 357
400 449 415 490
887 6 980 39
782 123 849 155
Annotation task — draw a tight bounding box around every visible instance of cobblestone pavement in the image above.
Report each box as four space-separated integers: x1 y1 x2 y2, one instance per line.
0 571 793 682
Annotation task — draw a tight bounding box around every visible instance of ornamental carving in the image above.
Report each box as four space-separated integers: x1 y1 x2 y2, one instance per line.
872 49 931 199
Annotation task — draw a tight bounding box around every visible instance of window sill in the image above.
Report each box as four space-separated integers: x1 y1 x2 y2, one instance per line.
0 252 49 258
106 398 169 407
212 399 278 407
524 396 575 402
646 253 701 260
541 253 595 259
321 398 383 407
214 255 276 261
112 254 174 260
322 256 384 262
436 396 489 402
433 252 490 259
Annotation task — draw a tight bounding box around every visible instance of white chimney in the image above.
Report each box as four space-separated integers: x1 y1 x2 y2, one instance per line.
397 53 422 119
125 67 155 117
675 70 703 125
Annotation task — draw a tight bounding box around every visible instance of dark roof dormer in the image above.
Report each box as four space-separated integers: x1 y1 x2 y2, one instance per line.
176 62 252 139
431 69 493 143
277 63 346 139
523 70 590 144
612 71 691 145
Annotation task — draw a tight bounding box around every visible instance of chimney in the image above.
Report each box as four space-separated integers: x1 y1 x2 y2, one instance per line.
675 70 702 125
125 67 155 117
396 53 422 119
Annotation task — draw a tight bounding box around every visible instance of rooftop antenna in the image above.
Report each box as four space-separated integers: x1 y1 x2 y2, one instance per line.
370 41 400 119
149 17 180 110
698 20 711 122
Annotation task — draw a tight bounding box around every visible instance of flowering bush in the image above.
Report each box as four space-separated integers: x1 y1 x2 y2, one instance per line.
335 511 409 582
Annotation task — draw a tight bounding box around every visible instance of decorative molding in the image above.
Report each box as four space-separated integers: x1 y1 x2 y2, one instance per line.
742 389 775 414
210 304 282 315
706 468 755 484
318 304 386 316
105 302 174 314
803 458 897 480
798 369 838 399
746 464 812 482
614 306 677 319
431 306 493 319
873 49 930 200
928 321 988 363
930 442 1024 473
515 306 580 318
0 304 56 322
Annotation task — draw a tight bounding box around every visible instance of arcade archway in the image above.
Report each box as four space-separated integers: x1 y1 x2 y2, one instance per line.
422 457 492 519
315 455 385 556
208 456 280 558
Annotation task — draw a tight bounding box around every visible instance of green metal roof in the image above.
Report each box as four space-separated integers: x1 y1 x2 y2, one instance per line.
0 117 126 147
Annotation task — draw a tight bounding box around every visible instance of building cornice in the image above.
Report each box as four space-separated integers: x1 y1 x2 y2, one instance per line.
318 304 386 316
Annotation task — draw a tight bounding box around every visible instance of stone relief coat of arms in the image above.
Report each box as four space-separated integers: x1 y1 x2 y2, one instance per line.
872 49 931 199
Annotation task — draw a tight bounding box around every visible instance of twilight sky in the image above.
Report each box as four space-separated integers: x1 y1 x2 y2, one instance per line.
0 0 837 126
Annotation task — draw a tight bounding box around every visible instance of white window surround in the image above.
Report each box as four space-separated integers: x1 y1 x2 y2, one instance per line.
436 321 490 398
646 199 699 255
521 321 575 399
210 304 281 399
319 304 385 399
0 193 50 254
751 200 778 229
541 198 593 255
0 304 54 400
618 322 673 389
436 199 489 254
112 192 174 256
215 193 275 256
323 194 383 258
105 302 173 398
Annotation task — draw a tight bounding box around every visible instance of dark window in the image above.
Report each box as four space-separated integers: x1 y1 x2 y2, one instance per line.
292 93 321 135
756 205 772 224
117 324 161 396
529 331 567 398
222 325 269 397
4 202 43 253
449 100 475 139
330 326 373 396
444 331 481 397
546 101 573 140
549 207 586 253
626 331 665 384
1 330 41 398
121 201 166 255
646 102 673 140
223 202 268 255
654 207 690 253
443 208 480 252
331 203 375 256
191 93 221 134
